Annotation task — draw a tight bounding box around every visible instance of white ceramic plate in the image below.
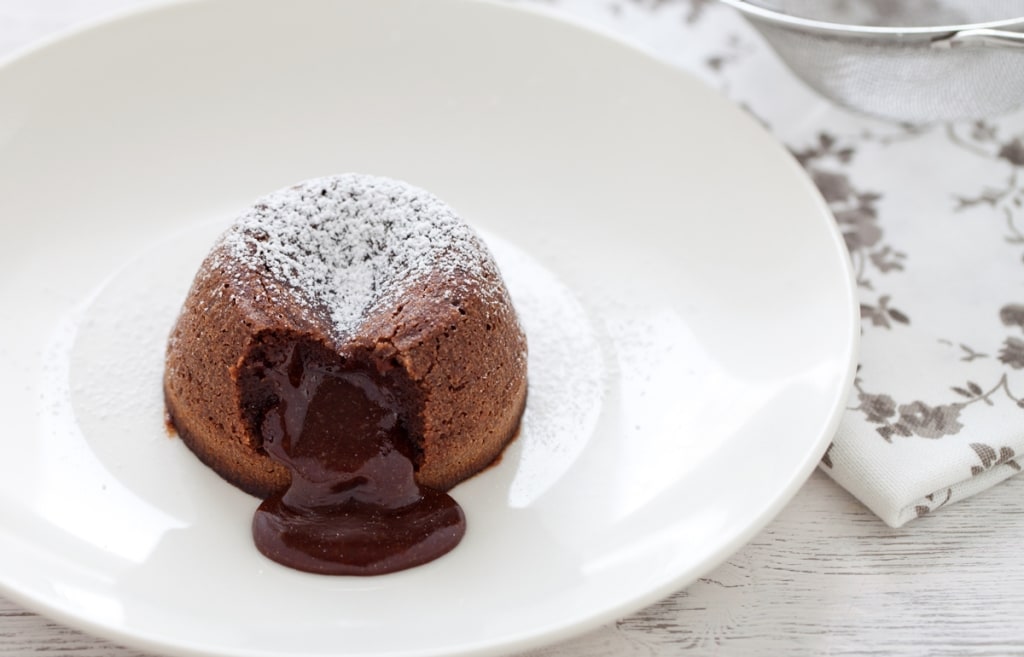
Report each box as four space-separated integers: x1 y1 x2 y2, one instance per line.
0 1 858 655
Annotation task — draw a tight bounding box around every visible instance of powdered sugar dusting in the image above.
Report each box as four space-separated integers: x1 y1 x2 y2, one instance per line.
213 174 492 339
482 234 606 508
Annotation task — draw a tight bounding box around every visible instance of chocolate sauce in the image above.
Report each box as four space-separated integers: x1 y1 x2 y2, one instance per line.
251 345 465 575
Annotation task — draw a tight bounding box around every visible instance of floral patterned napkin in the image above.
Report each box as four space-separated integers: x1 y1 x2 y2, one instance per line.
528 0 1024 527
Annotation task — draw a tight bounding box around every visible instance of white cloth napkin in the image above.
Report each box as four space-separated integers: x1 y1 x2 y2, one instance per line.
540 0 1024 526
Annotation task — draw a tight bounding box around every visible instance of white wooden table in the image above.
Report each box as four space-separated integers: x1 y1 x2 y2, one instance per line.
4 1 1024 656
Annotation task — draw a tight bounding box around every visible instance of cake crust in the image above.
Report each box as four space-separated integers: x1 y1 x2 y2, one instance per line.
164 174 527 497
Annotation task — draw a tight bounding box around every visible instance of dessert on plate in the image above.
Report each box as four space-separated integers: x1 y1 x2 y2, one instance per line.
164 173 527 575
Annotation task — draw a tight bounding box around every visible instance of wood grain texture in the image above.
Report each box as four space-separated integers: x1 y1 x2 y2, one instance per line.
3 1 1024 656
525 471 1024 657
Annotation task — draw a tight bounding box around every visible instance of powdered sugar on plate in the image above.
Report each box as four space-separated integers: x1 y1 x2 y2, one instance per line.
58 215 608 517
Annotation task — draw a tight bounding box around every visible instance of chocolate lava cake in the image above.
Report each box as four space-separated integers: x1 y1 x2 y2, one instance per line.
162 174 527 574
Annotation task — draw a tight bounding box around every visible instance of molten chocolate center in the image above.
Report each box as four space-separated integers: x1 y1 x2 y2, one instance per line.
251 345 465 575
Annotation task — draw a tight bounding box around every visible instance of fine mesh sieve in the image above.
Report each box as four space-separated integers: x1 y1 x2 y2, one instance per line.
719 0 1024 123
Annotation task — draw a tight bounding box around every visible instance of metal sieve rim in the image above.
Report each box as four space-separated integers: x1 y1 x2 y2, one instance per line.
718 0 1024 41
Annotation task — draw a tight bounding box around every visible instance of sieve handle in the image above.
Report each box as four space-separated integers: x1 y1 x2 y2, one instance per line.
932 28 1024 50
